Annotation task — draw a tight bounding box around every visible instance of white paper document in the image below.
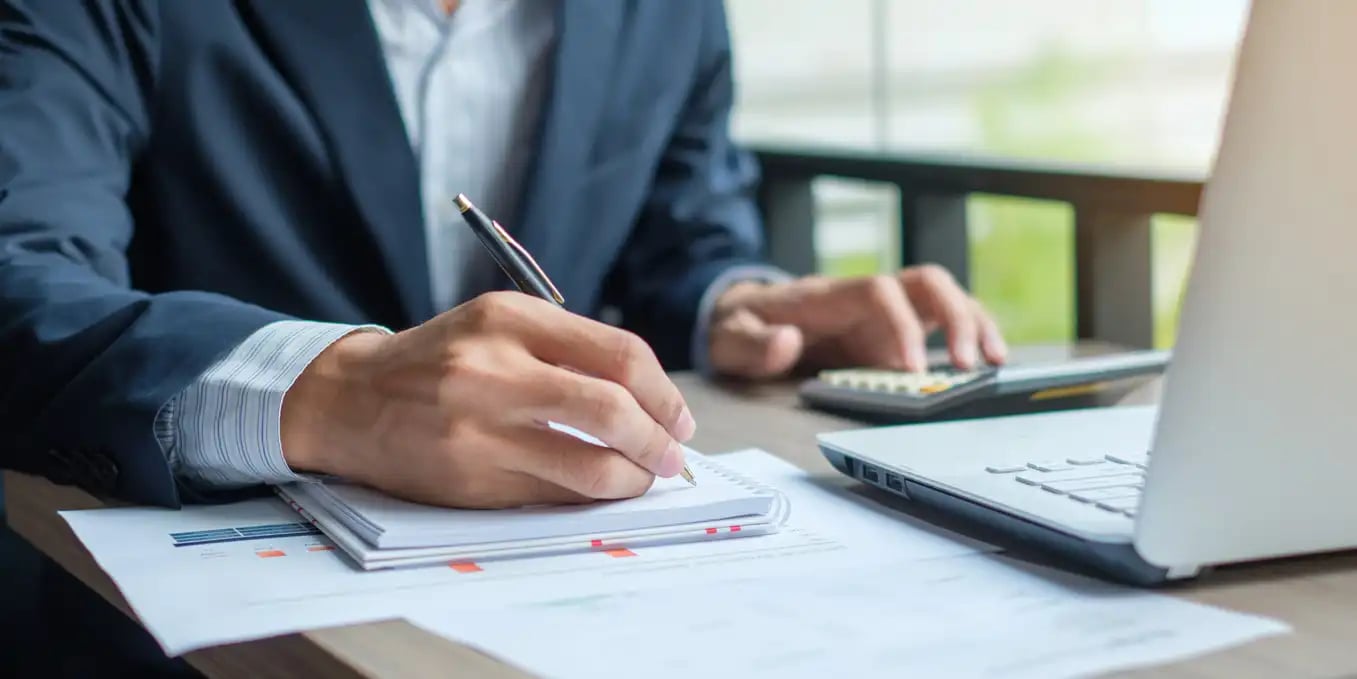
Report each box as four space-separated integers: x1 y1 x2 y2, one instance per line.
60 449 1286 675
411 554 1287 679
60 450 986 655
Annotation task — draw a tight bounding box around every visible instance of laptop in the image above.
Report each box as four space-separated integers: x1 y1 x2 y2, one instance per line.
817 0 1357 586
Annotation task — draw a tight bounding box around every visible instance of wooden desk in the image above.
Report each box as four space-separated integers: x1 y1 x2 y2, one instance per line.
8 344 1357 678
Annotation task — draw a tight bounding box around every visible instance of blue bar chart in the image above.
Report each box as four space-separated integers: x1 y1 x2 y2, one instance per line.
170 522 321 547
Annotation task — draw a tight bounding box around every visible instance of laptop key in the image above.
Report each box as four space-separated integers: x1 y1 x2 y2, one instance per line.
985 465 1027 474
1026 460 1075 472
1106 453 1149 467
1041 475 1143 494
1096 496 1141 512
1069 486 1141 503
1066 457 1105 465
1014 463 1124 485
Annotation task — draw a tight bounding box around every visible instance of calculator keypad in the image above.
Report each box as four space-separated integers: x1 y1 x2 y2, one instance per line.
817 368 984 398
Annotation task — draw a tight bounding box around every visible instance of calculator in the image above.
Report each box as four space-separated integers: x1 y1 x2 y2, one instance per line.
799 350 1171 423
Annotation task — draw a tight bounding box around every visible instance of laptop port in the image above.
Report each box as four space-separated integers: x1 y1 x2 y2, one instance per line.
862 466 880 484
885 474 903 492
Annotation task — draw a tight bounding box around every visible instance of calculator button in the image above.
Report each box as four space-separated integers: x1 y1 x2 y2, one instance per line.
920 383 949 394
985 465 1026 474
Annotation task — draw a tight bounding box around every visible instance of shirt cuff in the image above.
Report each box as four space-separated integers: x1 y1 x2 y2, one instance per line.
156 320 391 490
689 264 794 375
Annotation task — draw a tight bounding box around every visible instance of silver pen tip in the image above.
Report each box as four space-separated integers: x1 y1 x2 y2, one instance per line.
680 465 697 486
454 194 473 213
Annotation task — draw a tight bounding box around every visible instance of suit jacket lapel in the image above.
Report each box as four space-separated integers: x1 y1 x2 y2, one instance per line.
513 0 623 307
239 0 433 325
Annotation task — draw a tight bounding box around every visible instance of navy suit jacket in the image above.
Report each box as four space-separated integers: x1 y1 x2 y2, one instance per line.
0 0 767 507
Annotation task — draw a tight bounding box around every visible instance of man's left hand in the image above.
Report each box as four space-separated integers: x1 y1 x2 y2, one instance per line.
708 265 1008 379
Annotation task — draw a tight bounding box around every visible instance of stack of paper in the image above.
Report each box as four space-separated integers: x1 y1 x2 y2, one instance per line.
59 449 1288 673
277 451 787 570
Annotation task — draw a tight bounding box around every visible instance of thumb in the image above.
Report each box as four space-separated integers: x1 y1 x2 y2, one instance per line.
709 308 805 379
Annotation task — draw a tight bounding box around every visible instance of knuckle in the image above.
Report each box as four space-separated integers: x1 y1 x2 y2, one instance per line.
481 290 519 311
585 382 630 437
608 331 652 382
461 291 518 330
918 263 954 287
460 294 493 324
662 395 685 433
635 428 670 468
866 275 898 305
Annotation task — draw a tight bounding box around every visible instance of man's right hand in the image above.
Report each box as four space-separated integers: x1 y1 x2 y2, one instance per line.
279 292 696 509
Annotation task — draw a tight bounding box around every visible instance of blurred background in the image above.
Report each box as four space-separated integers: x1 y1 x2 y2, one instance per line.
726 0 1249 348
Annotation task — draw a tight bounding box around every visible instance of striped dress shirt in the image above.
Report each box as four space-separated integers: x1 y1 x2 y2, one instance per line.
159 0 785 489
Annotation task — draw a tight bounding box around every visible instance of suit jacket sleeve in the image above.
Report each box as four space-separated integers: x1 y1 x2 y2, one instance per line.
605 0 773 369
0 0 287 506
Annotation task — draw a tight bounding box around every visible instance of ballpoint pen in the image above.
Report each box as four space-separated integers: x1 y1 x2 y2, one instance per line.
454 193 697 487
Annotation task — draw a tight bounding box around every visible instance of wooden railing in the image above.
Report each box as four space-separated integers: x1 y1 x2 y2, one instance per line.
752 145 1207 348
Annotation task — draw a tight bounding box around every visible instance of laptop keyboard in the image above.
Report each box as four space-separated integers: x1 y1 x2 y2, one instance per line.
984 453 1148 517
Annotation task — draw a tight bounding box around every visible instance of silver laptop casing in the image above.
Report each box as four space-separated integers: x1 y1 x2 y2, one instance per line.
820 0 1357 584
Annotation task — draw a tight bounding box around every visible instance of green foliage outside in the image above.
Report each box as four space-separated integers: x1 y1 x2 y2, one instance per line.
821 48 1197 350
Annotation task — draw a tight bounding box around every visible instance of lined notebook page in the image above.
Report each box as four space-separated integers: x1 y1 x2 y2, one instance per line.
307 453 777 549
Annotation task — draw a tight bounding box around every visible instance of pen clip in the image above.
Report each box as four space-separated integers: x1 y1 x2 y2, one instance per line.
491 220 565 305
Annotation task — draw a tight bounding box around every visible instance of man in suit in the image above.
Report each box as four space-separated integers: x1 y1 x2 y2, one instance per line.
0 0 1005 671
0 0 1005 510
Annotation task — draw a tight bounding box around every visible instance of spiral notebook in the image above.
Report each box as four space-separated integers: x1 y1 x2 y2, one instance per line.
276 451 788 570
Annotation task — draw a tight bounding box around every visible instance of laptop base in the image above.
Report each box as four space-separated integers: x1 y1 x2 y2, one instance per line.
820 447 1200 586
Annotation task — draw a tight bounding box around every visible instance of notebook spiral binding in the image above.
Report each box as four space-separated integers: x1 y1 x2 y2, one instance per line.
689 453 791 526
